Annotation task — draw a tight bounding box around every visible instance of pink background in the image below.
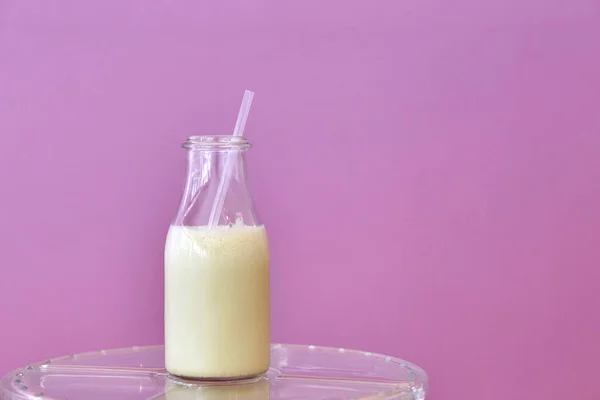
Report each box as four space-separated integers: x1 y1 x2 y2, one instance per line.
1 1 600 399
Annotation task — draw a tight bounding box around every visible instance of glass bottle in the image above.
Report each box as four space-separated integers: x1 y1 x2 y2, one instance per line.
164 136 270 380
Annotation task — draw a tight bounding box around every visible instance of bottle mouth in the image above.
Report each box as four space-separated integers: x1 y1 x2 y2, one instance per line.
182 135 251 150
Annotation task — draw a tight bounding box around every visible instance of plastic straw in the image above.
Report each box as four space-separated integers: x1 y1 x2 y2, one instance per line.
208 90 254 226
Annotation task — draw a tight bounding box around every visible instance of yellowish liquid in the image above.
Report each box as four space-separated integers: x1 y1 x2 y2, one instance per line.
164 225 270 379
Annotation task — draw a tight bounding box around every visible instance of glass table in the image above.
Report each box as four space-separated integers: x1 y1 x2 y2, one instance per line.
1 344 427 400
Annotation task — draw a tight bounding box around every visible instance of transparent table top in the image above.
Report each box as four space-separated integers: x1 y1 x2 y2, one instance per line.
1 344 427 400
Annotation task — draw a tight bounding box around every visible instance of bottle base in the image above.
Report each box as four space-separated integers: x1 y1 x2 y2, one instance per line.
166 371 268 385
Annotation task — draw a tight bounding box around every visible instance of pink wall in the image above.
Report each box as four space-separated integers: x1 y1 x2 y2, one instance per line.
1 1 599 399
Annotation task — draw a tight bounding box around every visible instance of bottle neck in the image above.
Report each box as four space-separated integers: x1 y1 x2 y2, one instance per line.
173 136 258 227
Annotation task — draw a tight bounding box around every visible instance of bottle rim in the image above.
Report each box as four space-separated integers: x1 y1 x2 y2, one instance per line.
182 135 251 150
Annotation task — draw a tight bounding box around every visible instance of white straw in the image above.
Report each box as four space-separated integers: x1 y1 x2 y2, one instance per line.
208 90 254 226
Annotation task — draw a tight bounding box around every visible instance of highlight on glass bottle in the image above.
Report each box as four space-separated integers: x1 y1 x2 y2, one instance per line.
164 136 270 381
